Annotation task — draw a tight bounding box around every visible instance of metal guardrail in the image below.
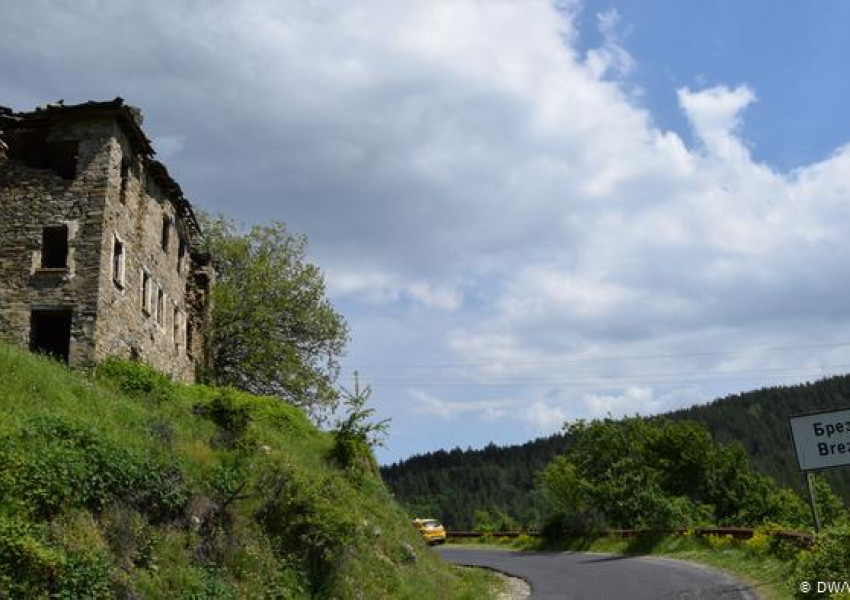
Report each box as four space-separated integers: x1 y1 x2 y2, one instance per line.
447 526 815 548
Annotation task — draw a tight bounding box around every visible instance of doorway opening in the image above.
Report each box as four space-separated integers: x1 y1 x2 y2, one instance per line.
30 308 72 364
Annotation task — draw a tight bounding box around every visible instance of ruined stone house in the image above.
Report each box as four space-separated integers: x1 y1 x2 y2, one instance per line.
0 98 213 382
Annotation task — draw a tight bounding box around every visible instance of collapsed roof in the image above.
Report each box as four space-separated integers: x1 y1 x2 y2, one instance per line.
0 98 200 236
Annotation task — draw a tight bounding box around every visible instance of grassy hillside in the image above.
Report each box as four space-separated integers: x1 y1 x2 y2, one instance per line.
383 374 850 530
0 342 498 598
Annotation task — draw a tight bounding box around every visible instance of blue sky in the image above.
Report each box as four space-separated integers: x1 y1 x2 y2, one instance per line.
575 1 850 170
4 1 850 464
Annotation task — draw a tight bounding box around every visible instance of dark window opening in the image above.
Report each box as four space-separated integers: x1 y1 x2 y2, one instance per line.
161 215 171 252
46 140 78 180
119 158 131 202
141 271 151 314
173 305 180 346
8 131 78 179
177 237 186 272
9 129 47 168
156 288 164 326
30 309 72 364
112 237 124 287
186 324 193 358
41 225 69 268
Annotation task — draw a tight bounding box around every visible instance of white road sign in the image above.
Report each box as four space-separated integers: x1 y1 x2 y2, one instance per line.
789 408 850 471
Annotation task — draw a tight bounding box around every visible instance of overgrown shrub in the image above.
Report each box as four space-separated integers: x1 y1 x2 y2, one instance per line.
100 505 153 570
193 389 253 449
792 523 850 599
0 514 112 599
540 509 606 541
0 515 63 597
97 357 176 404
255 466 358 594
473 509 520 533
0 415 188 522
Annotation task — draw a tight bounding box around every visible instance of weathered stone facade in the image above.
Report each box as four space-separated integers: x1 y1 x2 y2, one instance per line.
0 99 212 382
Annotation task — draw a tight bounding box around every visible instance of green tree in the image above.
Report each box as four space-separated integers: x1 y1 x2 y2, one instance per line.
543 416 807 532
328 377 389 475
199 215 349 419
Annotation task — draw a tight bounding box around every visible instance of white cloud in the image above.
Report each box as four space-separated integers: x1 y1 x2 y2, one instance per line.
585 9 634 79
327 269 461 311
408 390 516 421
678 85 756 159
582 386 657 418
524 401 567 433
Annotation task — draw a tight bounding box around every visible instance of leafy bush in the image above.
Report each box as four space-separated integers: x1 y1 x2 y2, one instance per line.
97 357 176 404
472 509 519 533
743 528 771 556
100 506 153 570
255 465 358 594
193 389 253 449
809 475 847 528
792 523 850 599
540 509 605 541
0 515 63 597
0 415 188 522
0 514 113 599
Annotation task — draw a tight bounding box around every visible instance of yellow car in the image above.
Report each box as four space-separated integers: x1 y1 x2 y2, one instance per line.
412 518 447 545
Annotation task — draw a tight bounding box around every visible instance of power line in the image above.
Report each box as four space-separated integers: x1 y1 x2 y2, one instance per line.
348 340 850 370
358 363 850 386
360 370 849 389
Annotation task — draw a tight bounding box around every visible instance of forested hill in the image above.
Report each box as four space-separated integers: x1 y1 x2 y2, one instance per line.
381 434 571 530
668 374 850 499
381 374 850 530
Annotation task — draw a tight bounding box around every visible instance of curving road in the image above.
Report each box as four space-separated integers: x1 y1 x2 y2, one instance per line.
437 547 760 600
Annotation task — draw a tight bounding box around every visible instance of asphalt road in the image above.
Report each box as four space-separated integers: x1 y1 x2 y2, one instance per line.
436 547 760 600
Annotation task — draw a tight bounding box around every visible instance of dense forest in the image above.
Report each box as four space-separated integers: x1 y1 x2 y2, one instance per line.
381 374 850 529
381 435 571 529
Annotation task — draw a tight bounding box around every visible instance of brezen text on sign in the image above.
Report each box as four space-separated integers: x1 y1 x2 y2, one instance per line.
789 408 850 471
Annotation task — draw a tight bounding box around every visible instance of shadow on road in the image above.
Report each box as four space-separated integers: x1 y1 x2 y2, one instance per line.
578 554 639 564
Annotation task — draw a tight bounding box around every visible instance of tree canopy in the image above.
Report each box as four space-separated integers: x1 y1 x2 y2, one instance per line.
199 215 349 419
542 417 816 533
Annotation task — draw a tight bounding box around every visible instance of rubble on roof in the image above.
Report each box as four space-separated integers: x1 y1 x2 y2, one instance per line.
1 98 199 233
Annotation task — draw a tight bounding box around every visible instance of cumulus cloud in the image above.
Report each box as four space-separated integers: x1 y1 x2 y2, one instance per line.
582 386 656 418
585 9 635 79
327 269 462 310
408 390 516 421
678 85 756 159
524 401 568 433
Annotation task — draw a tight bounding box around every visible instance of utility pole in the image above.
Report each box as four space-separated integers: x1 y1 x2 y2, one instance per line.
354 370 360 397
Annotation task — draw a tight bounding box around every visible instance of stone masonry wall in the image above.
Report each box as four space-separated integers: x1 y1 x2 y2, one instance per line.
0 104 210 382
92 126 199 381
0 119 113 368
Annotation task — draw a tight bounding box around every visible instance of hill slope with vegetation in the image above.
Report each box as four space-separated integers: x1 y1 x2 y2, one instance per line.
382 374 850 530
0 343 497 599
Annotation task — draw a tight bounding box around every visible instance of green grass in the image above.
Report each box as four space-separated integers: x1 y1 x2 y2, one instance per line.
0 343 501 599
